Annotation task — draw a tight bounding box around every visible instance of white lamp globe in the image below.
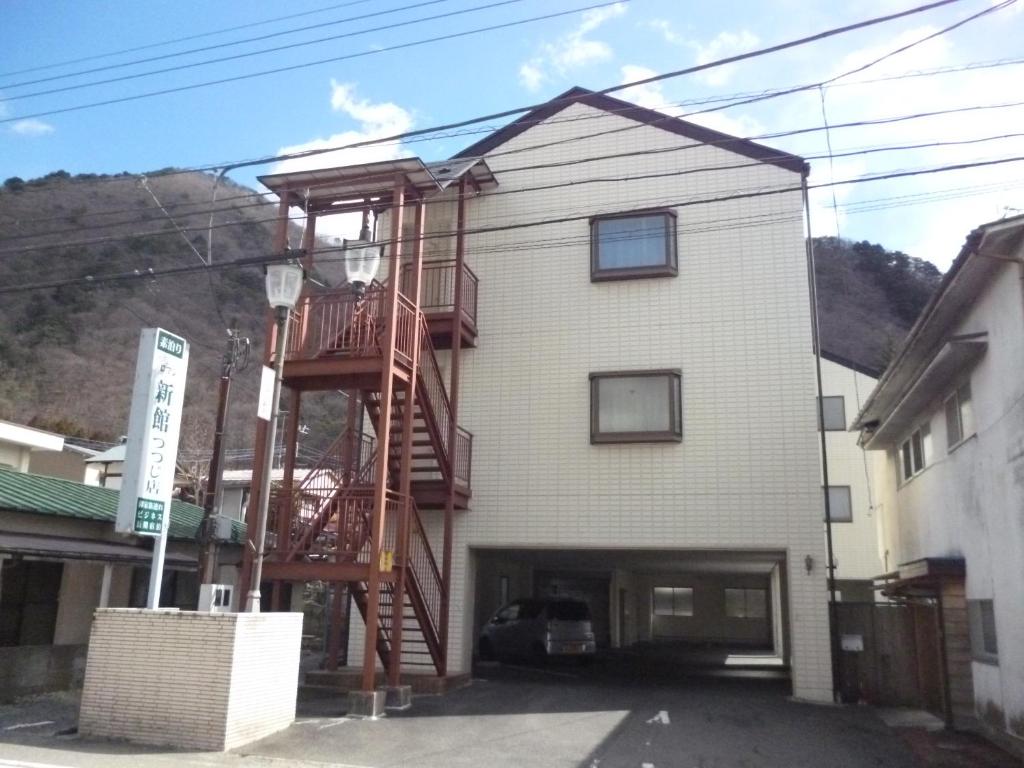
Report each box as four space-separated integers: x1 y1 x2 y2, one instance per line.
265 262 304 310
343 239 381 296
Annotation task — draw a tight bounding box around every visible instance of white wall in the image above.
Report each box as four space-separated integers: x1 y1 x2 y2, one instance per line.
0 444 30 472
435 102 832 701
819 357 887 586
871 260 1024 742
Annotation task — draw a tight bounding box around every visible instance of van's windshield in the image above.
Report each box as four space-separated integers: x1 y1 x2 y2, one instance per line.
548 601 590 621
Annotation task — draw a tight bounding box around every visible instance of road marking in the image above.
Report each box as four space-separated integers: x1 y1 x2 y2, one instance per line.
646 710 670 725
3 722 54 731
0 759 74 768
317 719 350 730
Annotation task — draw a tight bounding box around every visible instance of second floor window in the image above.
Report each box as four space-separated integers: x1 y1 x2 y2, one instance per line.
900 424 931 483
945 382 975 448
590 211 677 281
590 369 683 443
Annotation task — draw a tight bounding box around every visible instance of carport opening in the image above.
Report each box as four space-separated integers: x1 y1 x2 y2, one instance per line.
471 547 790 676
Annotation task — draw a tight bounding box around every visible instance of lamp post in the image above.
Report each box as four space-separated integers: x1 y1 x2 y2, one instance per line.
342 214 382 298
246 259 305 613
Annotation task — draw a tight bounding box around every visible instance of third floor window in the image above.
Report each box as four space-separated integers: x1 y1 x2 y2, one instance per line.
590 210 678 281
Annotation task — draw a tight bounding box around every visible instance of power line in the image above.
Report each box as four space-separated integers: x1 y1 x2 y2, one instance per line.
0 0 968 162
0 0 376 79
0 0 625 125
1 0 526 101
6 50 1023 233
3 153 1022 296
5 99 1023 254
0 0 452 90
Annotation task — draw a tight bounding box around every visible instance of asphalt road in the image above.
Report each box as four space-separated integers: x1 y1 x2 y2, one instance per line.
1 658 1014 768
247 660 919 768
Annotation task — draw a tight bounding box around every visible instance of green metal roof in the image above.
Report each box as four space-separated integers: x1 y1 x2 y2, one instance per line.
0 467 245 542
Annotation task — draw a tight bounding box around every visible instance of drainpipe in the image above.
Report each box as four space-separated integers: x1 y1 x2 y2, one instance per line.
802 175 841 701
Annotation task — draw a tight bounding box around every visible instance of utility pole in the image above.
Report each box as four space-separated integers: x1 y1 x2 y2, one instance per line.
198 326 250 584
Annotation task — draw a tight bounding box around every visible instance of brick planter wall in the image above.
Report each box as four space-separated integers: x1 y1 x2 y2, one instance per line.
79 608 302 751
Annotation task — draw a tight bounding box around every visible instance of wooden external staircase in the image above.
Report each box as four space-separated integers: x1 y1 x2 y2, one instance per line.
261 278 471 677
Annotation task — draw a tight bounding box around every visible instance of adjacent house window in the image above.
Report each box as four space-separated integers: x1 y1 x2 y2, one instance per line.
590 370 683 443
590 211 677 281
725 588 767 619
968 599 998 664
653 587 694 617
825 485 853 523
899 424 931 482
0 560 63 646
945 382 975 448
818 396 846 431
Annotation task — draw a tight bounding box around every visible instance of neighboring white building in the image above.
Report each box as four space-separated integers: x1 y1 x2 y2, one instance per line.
333 87 834 702
0 418 100 486
84 441 127 489
853 214 1024 751
817 353 887 601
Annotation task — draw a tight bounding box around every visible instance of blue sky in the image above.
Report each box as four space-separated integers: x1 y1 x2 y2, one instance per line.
1 0 1023 268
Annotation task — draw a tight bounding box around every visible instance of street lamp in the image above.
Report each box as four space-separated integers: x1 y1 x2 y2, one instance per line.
246 259 305 612
342 216 381 298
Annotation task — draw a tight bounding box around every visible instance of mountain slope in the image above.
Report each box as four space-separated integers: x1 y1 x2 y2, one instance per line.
0 171 942 454
0 171 281 448
813 236 942 375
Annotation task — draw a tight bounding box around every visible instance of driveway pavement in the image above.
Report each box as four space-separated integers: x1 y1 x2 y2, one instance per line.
254 660 917 768
0 658 1018 768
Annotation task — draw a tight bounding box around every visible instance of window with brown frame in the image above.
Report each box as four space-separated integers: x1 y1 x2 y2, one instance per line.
590 369 682 443
590 210 677 281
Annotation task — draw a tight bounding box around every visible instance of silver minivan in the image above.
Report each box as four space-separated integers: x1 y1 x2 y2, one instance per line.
478 598 596 662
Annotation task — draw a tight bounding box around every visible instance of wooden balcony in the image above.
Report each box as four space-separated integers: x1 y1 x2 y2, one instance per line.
401 260 478 349
276 286 418 391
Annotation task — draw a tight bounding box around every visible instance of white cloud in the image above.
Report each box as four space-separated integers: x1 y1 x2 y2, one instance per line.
618 64 765 138
517 3 627 90
765 25 1024 269
618 65 681 115
645 19 684 45
519 60 546 92
690 30 759 86
271 82 415 243
9 118 54 136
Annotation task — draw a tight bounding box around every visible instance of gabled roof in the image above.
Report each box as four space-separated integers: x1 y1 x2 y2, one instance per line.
853 213 1024 435
0 467 244 542
453 86 808 176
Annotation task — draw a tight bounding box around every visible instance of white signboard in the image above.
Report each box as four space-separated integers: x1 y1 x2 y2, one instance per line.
116 328 189 536
257 365 275 422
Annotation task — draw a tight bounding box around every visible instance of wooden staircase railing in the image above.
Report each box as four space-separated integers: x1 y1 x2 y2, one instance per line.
279 428 378 561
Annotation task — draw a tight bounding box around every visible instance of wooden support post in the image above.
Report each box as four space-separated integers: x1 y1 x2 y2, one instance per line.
239 194 292 603
387 199 425 688
438 178 468 675
361 177 405 692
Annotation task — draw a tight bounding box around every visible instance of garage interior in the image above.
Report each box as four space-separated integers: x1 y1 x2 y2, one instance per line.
472 548 790 671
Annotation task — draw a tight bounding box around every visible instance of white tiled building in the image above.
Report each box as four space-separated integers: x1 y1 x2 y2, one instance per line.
338 87 835 701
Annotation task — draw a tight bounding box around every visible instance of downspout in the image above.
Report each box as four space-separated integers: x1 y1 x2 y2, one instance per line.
802 173 841 701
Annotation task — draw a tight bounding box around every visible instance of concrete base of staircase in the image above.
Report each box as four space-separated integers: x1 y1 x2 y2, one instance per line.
305 667 472 696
